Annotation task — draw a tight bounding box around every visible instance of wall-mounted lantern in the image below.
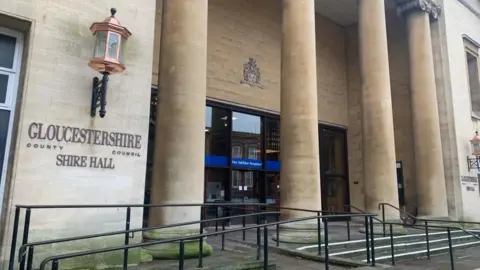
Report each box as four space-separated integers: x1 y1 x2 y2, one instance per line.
88 8 132 118
467 131 480 171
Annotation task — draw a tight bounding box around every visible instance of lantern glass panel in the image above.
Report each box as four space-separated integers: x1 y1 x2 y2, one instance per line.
107 32 120 60
93 31 107 58
473 141 480 155
119 37 126 65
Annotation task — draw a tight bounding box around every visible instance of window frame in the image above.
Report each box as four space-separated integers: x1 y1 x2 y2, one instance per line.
463 36 480 119
0 27 23 218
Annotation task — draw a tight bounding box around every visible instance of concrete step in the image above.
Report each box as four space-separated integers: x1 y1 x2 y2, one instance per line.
331 232 479 257
296 228 480 254
333 233 480 263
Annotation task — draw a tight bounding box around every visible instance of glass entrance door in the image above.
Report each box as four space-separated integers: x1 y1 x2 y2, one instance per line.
320 127 349 219
264 172 280 222
230 169 262 224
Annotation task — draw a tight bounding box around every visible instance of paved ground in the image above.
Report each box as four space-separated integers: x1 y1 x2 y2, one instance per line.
129 235 350 270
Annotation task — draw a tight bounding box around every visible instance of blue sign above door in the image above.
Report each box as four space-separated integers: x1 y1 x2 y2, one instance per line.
232 158 262 169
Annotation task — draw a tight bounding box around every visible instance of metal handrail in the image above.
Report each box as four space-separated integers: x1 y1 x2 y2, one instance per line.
379 202 480 270
346 205 384 224
10 202 353 270
18 211 280 266
378 202 417 223
37 212 377 270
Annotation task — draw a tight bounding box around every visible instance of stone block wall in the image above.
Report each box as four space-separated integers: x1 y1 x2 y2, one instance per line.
0 0 156 268
441 0 480 221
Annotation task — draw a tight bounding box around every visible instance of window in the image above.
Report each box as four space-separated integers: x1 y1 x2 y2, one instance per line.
231 111 262 166
244 171 253 187
205 106 229 157
464 37 480 118
0 28 23 217
232 170 241 188
247 145 259 160
232 145 243 158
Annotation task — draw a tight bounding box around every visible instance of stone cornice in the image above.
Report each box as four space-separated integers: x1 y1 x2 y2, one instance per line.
395 0 443 20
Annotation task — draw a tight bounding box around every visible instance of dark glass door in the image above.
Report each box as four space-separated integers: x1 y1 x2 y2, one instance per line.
230 169 262 224
320 127 350 220
264 172 280 222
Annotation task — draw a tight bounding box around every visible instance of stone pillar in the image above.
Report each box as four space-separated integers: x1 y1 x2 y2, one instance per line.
396 0 449 218
277 0 322 244
143 0 212 259
359 0 400 221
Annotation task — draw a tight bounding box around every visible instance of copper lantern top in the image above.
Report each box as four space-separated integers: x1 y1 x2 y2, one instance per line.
471 131 480 156
88 8 132 75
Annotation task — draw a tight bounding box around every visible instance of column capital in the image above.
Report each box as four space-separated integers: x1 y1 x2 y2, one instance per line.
395 0 443 20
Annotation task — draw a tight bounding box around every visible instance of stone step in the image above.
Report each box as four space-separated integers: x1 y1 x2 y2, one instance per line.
328 232 479 257
342 235 480 263
296 228 480 253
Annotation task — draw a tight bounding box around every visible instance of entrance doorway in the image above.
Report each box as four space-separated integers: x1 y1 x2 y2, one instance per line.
264 172 280 222
319 126 350 219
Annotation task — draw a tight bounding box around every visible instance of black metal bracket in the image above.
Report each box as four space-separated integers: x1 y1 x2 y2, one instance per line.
467 156 479 172
91 72 109 118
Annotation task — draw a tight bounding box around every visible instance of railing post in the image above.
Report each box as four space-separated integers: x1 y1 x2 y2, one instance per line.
215 206 219 232
222 220 226 251
256 207 261 260
199 206 204 268
123 207 131 270
51 260 59 270
447 228 455 270
243 216 246 241
369 216 376 266
347 219 351 241
364 216 370 263
26 246 34 270
19 208 31 270
317 211 322 256
256 226 261 260
389 224 395 265
199 236 204 268
381 205 386 237
263 226 269 270
179 240 185 270
276 214 280 247
425 220 430 260
256 205 261 225
8 206 20 270
324 217 329 270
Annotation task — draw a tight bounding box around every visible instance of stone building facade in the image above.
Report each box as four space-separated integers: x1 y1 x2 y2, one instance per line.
0 0 479 268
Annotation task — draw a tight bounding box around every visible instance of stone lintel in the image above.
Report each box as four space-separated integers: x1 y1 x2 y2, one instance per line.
395 0 443 20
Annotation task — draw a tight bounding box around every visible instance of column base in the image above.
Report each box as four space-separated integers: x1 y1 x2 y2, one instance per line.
358 220 408 236
272 222 327 244
142 228 213 259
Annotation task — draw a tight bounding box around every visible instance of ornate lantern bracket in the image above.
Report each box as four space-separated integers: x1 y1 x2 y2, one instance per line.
467 131 480 171
88 8 131 118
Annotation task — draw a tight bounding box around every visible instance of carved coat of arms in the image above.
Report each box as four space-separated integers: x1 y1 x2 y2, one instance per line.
240 58 263 89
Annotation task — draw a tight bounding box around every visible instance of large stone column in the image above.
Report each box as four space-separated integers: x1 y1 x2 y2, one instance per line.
359 0 400 222
396 0 448 218
277 0 322 244
143 0 212 259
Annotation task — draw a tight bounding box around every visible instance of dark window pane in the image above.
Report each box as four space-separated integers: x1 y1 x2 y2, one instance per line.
205 106 229 166
231 112 262 167
0 34 16 69
265 118 280 168
0 74 8 103
0 110 11 181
